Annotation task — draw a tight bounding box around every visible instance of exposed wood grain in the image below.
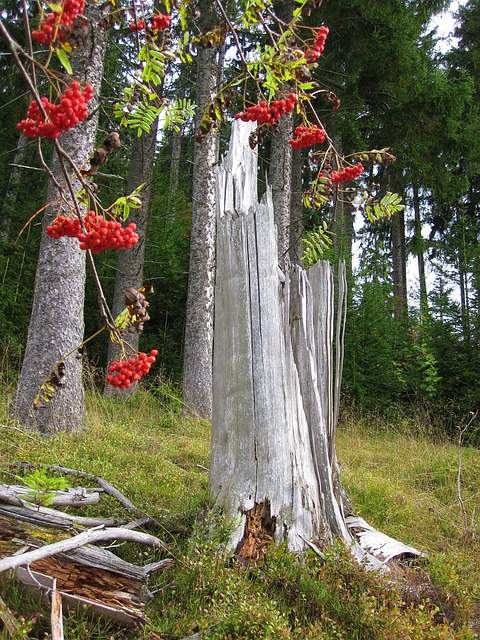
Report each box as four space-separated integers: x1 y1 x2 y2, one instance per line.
0 503 119 529
51 579 64 640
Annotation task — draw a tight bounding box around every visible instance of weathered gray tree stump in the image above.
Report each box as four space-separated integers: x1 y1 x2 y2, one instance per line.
210 121 423 566
210 121 351 558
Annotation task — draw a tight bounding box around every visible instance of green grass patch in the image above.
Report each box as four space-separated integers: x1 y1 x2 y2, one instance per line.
0 388 479 639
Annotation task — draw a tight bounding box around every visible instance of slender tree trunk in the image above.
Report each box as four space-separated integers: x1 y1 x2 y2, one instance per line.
1 134 29 241
391 207 408 320
458 214 471 344
269 0 295 264
289 145 304 262
169 130 182 198
104 121 158 397
181 0 221 418
333 196 355 282
11 1 109 433
413 182 428 319
270 112 294 263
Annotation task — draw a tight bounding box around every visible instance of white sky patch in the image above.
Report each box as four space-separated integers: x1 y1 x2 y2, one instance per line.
428 0 463 53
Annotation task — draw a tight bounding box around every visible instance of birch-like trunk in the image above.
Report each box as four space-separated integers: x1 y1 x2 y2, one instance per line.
211 122 351 555
11 1 109 433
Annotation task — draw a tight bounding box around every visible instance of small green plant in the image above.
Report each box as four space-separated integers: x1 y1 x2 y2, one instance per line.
16 468 70 507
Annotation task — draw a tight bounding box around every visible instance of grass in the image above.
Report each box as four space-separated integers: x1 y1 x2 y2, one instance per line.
0 379 479 639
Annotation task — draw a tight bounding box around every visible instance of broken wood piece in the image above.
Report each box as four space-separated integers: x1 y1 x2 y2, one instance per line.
346 516 425 564
51 578 64 640
47 465 143 514
14 567 146 628
0 593 26 638
0 503 120 529
0 527 168 574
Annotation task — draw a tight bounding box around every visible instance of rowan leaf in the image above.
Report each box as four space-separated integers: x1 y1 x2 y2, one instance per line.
56 48 72 75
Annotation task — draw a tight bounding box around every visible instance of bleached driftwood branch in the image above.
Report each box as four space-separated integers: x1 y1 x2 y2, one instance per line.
0 527 168 573
0 484 100 507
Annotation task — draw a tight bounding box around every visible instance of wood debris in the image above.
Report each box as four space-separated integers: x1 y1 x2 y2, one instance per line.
0 467 173 635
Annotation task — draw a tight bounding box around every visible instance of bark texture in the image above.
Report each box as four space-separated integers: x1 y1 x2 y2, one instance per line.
211 121 351 553
11 1 109 433
182 0 221 418
391 208 408 320
269 105 294 262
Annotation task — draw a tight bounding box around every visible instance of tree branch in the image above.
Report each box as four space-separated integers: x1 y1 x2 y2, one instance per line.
0 527 168 573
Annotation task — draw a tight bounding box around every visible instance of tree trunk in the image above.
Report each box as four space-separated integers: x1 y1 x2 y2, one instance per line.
270 109 294 263
413 182 428 319
104 121 158 397
11 1 109 433
391 207 408 320
1 133 29 241
181 0 221 418
269 0 295 264
211 121 351 555
289 145 304 262
211 122 424 566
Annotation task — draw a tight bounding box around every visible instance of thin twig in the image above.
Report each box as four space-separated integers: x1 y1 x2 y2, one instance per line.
0 424 37 440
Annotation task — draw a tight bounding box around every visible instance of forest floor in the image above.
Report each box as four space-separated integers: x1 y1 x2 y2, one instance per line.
0 381 479 639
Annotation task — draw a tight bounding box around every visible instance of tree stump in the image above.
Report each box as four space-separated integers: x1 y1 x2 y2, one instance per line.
210 121 352 556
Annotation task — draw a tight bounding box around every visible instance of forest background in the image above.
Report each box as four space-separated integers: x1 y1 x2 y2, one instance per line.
1 0 480 443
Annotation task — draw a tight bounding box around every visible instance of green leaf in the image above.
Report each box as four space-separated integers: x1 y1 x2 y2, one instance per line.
56 48 72 75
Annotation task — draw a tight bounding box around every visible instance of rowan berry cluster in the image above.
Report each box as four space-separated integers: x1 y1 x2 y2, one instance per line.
305 25 329 62
289 125 326 148
129 13 172 31
46 212 139 253
17 81 93 139
235 93 298 125
45 215 81 239
330 164 364 184
32 0 85 45
78 212 139 253
106 350 158 389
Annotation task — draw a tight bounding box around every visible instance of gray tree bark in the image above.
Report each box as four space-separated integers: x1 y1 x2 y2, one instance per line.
289 145 304 262
104 121 158 397
181 0 221 418
11 1 109 433
270 112 294 263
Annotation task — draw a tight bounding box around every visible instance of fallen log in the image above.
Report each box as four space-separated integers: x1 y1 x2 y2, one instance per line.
0 467 168 629
11 462 146 515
